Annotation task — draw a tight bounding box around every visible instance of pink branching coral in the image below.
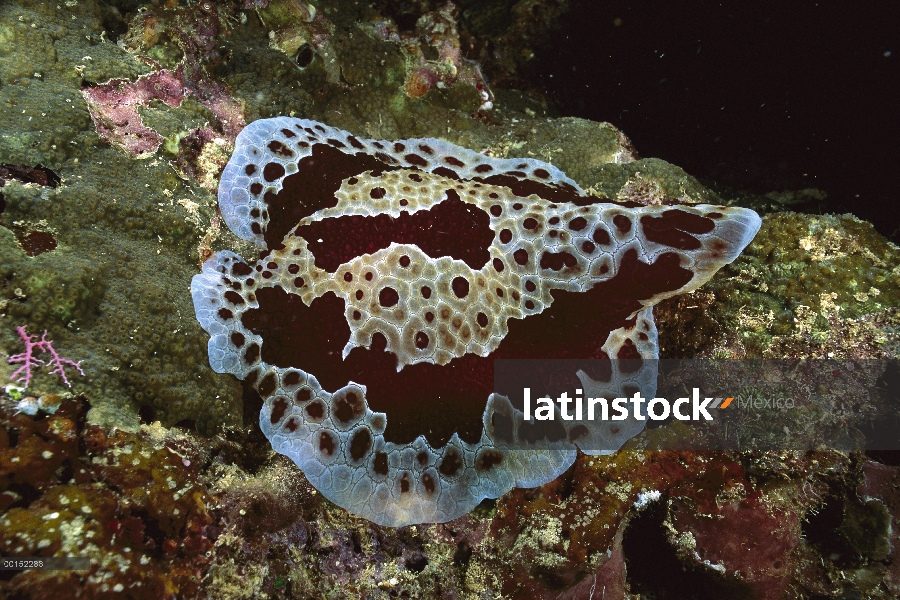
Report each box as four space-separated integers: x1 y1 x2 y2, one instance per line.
7 326 84 388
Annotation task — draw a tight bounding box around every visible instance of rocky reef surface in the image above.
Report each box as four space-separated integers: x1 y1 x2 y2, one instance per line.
1 1 898 598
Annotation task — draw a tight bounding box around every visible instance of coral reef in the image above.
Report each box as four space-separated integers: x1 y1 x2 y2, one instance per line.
0 393 215 596
656 212 900 360
255 0 341 84
0 0 897 597
6 391 898 598
369 2 494 109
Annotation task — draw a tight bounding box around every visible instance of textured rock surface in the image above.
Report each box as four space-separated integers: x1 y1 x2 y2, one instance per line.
1 0 898 598
4 393 899 600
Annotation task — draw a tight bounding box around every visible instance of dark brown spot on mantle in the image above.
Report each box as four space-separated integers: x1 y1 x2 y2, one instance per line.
296 190 493 272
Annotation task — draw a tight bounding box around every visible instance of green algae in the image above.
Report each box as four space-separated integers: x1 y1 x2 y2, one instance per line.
140 97 214 149
709 212 900 356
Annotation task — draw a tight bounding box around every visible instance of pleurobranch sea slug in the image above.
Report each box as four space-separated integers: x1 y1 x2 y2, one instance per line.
191 117 761 527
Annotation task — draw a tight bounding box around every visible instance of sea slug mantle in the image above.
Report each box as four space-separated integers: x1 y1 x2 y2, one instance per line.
191 117 761 527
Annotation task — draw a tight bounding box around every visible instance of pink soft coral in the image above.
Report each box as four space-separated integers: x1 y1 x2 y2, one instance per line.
7 326 84 388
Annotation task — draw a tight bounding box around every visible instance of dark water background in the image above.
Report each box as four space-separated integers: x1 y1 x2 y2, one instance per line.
526 1 899 240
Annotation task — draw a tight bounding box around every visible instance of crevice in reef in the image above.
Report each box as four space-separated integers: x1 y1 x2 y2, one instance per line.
623 502 755 599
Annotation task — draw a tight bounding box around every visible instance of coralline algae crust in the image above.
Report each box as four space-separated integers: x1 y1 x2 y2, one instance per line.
192 117 761 527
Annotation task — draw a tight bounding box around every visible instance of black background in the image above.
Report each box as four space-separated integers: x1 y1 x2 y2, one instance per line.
525 1 899 240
